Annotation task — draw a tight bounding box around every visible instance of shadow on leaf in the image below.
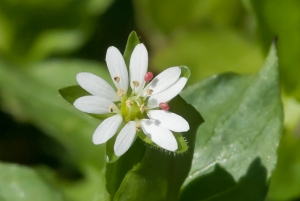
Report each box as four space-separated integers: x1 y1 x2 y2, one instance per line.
180 158 268 201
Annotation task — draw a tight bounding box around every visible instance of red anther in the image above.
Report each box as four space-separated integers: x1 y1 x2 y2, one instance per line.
159 102 170 111
144 72 154 82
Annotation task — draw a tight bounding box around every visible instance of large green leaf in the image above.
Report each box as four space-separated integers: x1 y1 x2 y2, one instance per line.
180 43 283 200
0 163 64 201
0 59 111 200
243 0 300 100
113 96 203 201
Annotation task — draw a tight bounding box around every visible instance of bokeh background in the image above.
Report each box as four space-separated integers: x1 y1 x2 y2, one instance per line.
0 0 300 200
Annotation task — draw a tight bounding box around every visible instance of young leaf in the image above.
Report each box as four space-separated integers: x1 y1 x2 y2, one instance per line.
180 43 283 200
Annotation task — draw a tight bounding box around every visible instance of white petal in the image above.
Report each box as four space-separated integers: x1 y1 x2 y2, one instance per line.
143 67 181 96
147 110 189 132
130 44 148 94
106 46 128 92
74 96 118 114
141 119 178 151
93 115 122 144
114 121 136 156
76 72 119 101
147 77 187 109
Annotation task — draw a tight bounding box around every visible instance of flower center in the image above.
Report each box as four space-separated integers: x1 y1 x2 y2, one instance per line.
119 95 146 121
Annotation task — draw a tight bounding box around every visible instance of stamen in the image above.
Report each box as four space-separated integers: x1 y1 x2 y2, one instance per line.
133 81 139 87
140 104 148 113
135 124 141 131
159 102 170 111
114 77 120 83
109 105 116 113
117 89 125 96
146 89 153 96
126 100 133 107
144 72 153 82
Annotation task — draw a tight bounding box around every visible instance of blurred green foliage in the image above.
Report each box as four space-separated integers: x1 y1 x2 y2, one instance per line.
0 0 299 200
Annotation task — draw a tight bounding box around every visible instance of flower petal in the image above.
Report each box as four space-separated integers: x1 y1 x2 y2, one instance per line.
114 121 136 156
147 77 187 109
76 72 119 101
74 96 118 114
93 115 123 144
130 44 148 94
147 110 189 132
106 46 128 92
141 119 178 151
143 67 181 96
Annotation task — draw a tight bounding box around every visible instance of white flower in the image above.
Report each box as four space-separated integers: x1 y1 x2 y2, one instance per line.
73 44 189 157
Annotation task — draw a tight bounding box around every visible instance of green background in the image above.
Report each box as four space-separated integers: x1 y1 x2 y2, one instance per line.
0 0 298 200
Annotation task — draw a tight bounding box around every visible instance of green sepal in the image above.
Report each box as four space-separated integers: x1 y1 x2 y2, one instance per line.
179 65 191 79
123 31 140 67
59 85 114 120
137 130 188 153
105 134 121 163
59 85 90 104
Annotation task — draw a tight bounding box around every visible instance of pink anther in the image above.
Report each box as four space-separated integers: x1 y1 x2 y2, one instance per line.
159 102 170 111
144 72 154 82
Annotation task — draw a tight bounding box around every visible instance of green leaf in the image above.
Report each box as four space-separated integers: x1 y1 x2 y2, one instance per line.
0 163 64 201
180 159 268 201
113 96 204 201
106 138 146 200
243 0 300 100
180 43 283 200
123 31 140 67
0 59 111 200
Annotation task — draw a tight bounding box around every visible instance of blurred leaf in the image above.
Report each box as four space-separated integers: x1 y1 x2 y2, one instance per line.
243 0 300 100
268 98 300 200
0 163 64 201
0 0 112 64
135 0 246 34
113 96 204 201
180 43 283 200
152 30 263 85
59 165 108 201
0 59 111 200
